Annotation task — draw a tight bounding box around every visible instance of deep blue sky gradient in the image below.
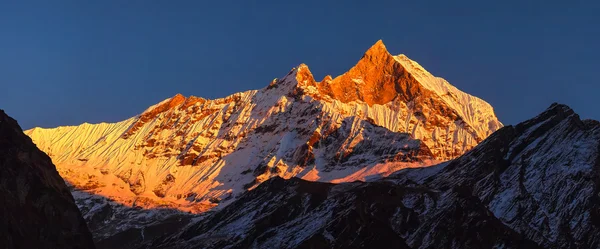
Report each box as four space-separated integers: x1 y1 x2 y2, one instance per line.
1 1 599 129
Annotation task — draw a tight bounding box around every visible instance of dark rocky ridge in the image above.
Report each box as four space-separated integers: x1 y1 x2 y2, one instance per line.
0 110 95 249
147 177 540 249
413 103 600 248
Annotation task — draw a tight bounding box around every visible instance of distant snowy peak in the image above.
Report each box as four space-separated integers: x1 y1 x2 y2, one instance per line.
289 40 501 138
126 40 502 156
276 40 502 159
25 40 501 214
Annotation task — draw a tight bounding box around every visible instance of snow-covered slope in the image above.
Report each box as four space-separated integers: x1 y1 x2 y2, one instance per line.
148 177 539 249
25 40 501 213
415 103 600 248
393 54 501 138
139 104 599 249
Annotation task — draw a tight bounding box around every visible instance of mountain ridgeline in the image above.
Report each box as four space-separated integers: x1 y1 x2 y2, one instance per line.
25 40 502 214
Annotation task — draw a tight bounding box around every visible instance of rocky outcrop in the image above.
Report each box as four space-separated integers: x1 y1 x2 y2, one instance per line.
0 110 95 249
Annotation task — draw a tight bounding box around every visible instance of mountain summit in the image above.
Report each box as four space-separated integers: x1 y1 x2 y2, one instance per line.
291 40 502 158
25 40 502 213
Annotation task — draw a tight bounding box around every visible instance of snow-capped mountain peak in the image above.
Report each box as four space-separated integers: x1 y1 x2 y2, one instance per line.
26 40 501 213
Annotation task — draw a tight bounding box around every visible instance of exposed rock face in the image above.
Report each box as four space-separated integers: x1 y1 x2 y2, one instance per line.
139 104 597 248
25 41 500 217
0 110 95 249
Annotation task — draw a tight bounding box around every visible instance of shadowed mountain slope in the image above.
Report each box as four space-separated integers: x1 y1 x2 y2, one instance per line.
0 110 95 249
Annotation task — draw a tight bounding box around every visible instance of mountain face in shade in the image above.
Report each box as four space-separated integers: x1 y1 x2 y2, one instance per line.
154 177 541 249
416 103 600 248
25 40 501 215
0 110 95 249
136 104 598 249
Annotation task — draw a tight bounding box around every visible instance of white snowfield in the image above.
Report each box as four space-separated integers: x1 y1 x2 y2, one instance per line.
26 41 502 212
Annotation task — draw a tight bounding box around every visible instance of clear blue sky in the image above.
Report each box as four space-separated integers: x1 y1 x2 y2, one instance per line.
1 1 598 129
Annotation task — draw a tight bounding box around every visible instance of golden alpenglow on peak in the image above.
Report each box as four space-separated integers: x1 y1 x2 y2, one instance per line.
25 40 502 221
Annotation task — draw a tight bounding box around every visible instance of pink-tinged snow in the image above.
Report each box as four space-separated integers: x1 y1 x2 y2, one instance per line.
314 160 439 183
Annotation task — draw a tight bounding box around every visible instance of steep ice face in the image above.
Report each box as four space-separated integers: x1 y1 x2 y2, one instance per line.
25 40 501 213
